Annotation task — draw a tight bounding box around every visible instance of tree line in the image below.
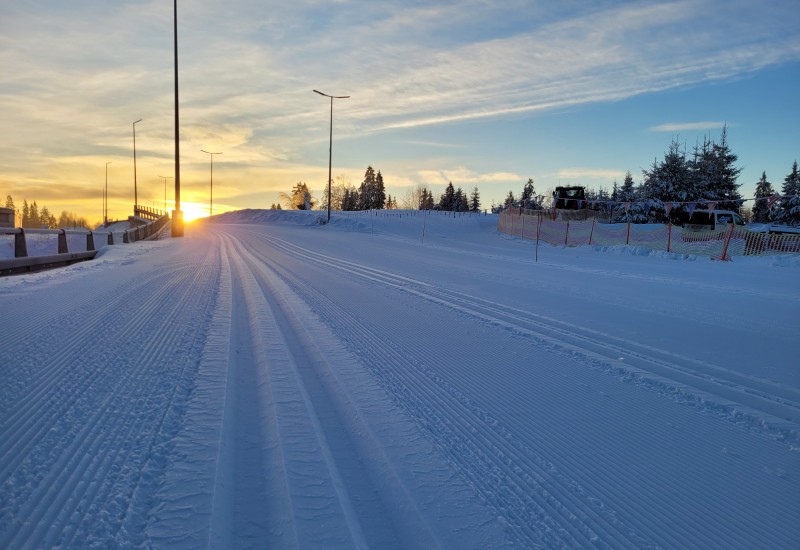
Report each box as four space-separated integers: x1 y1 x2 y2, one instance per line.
500 127 800 226
4 195 93 229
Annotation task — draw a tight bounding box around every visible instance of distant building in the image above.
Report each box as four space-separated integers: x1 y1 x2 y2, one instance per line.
0 207 16 228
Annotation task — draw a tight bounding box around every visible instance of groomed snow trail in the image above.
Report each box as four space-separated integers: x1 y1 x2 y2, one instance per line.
1 211 798 549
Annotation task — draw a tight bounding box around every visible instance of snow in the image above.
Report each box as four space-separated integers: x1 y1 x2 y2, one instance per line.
1 209 798 549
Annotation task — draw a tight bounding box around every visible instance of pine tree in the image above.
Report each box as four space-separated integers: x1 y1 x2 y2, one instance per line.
22 200 29 227
520 178 536 209
640 140 692 222
30 201 40 228
705 126 742 211
358 166 376 210
469 187 481 212
279 182 315 210
5 195 14 209
751 172 774 223
373 171 386 209
619 171 636 202
503 190 516 209
773 160 800 226
40 206 54 228
439 182 455 211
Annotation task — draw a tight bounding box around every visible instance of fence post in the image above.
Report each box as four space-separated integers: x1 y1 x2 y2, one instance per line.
535 210 543 262
720 223 735 261
564 220 570 246
58 229 68 254
667 223 672 253
588 218 596 245
626 221 631 245
521 211 525 240
15 228 28 258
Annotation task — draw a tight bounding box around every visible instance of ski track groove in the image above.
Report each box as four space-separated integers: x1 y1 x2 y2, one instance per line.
0 246 219 548
229 233 442 549
235 231 619 549
0 261 190 416
0 263 191 483
263 232 800 438
236 228 796 549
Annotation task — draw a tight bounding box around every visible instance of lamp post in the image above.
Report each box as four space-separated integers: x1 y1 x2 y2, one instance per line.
158 175 173 212
132 118 142 215
171 0 184 237
105 161 112 227
201 149 222 218
313 89 349 223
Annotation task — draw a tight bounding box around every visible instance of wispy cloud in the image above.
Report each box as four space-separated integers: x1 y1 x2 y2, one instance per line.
417 167 522 186
648 121 728 133
555 168 626 182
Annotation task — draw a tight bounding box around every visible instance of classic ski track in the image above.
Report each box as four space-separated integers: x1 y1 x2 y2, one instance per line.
0 246 219 548
0 261 190 417
227 233 442 549
234 232 643 549
238 229 795 549
261 232 800 432
0 262 193 480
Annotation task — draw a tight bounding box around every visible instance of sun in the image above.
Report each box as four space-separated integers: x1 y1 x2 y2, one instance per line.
180 202 209 223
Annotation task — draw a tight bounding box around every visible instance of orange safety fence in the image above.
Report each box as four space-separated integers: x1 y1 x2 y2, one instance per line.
498 208 800 260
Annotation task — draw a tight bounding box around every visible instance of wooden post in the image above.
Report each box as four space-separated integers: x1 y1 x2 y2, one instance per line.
720 222 735 261
564 220 570 246
666 223 672 253
588 218 596 245
626 221 631 245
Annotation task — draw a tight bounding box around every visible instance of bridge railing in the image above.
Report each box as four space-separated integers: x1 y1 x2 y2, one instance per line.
0 214 170 275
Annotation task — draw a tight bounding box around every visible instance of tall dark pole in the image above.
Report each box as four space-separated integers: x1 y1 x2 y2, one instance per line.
132 118 142 215
313 89 349 223
105 161 112 227
201 150 222 218
172 0 184 237
159 175 173 212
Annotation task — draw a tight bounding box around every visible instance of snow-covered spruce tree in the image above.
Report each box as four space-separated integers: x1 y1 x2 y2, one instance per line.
373 170 386 209
457 187 469 212
358 166 376 210
279 182 316 210
470 187 481 212
701 126 742 211
639 140 692 222
751 172 774 223
503 190 516 209
520 178 536 209
439 181 456 211
772 161 800 226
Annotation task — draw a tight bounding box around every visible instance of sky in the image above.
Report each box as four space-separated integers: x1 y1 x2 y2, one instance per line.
1 0 799 223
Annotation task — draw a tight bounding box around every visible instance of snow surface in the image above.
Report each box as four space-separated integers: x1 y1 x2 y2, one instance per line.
1 209 798 549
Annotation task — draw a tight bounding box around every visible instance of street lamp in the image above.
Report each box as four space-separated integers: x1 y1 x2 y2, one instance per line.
313 89 349 223
158 175 173 212
201 149 222 218
105 161 112 227
132 118 142 215
171 0 184 237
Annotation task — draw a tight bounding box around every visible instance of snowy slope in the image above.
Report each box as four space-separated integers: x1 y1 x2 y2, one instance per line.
1 210 798 549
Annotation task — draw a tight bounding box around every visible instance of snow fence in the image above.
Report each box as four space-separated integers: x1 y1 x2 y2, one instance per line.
498 208 800 260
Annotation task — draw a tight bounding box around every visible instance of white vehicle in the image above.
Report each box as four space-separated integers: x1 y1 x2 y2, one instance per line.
680 209 746 231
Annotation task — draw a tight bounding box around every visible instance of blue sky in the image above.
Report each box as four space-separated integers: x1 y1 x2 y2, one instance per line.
1 0 799 221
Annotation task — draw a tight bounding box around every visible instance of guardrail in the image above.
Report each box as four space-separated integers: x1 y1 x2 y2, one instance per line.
0 214 170 275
